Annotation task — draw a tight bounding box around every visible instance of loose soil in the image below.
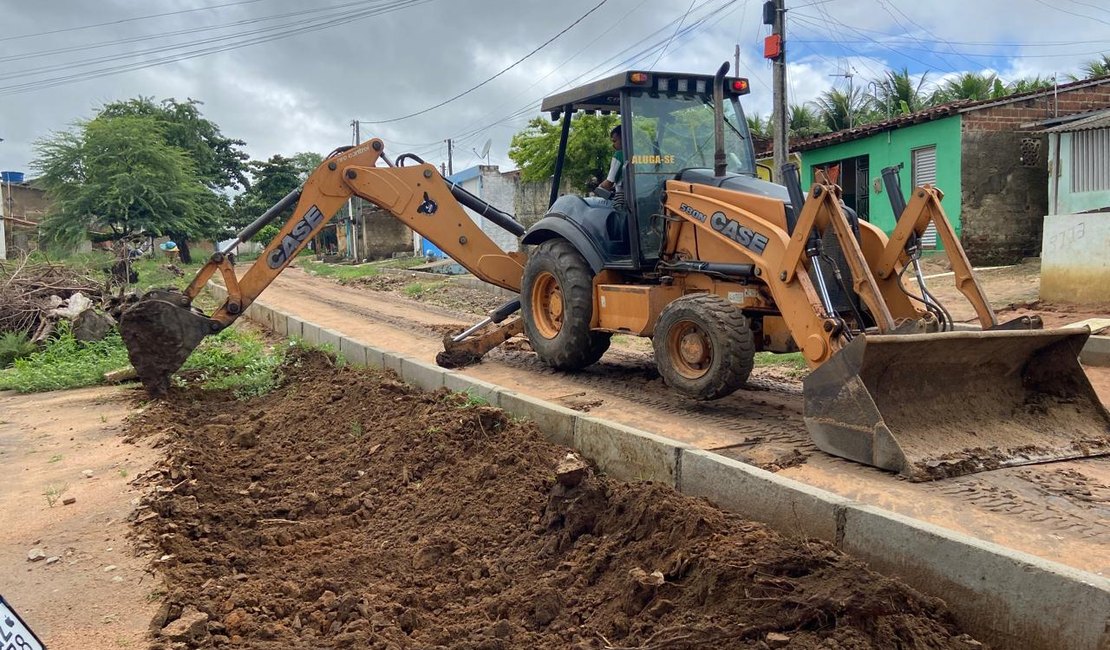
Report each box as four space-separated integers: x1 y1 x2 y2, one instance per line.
130 350 981 649
245 266 1110 577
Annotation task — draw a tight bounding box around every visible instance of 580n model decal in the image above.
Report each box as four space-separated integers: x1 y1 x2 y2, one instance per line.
268 205 325 269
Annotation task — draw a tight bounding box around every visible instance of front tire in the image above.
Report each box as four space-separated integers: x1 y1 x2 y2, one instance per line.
521 239 610 370
653 294 754 400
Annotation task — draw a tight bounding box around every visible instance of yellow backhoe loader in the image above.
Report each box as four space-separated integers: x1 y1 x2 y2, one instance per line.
120 64 1110 481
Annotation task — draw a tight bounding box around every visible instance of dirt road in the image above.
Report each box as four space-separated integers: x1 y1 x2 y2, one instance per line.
254 267 1110 576
0 386 158 649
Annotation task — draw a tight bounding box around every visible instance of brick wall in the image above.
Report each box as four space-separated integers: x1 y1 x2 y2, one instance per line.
959 78 1110 264
358 205 412 260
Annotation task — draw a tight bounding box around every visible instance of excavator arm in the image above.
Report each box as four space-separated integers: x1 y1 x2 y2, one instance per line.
120 139 527 394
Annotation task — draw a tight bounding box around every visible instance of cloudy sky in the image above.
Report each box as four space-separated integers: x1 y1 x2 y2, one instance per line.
1 0 1107 179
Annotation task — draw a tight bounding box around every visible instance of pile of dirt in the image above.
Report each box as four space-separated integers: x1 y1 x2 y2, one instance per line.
127 349 982 649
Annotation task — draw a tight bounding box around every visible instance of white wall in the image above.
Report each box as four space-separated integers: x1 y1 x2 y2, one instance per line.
1040 213 1110 303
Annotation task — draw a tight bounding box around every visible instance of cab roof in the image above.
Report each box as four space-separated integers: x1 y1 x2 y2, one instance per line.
540 70 751 117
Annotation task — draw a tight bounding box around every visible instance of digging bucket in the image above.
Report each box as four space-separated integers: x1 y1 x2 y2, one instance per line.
803 328 1110 481
119 291 215 396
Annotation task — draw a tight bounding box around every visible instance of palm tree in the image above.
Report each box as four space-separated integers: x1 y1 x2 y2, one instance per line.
1008 75 1054 94
935 72 1006 102
872 68 935 116
746 113 770 139
1069 54 1110 81
813 87 871 132
788 104 827 138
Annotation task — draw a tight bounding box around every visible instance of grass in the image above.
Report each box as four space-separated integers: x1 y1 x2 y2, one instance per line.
43 483 69 507
403 281 445 298
0 321 285 398
754 351 809 376
0 330 37 368
300 259 381 282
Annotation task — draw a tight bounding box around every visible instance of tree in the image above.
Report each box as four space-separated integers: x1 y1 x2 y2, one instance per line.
1009 75 1054 94
813 87 871 132
1069 54 1110 81
98 97 249 261
508 113 620 192
788 104 827 138
290 151 325 182
34 116 214 249
230 155 303 244
935 72 1006 103
746 113 770 139
872 68 934 116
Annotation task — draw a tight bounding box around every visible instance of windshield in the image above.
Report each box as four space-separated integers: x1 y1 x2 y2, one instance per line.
625 92 755 263
628 93 755 176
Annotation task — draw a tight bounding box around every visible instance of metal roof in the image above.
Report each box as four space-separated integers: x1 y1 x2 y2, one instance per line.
539 70 750 115
1041 108 1110 133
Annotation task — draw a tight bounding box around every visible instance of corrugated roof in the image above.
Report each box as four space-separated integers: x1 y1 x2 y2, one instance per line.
1041 108 1110 133
780 74 1110 153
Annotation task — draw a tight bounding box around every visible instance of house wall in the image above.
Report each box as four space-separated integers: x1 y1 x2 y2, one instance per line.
1047 130 1110 215
358 205 412 260
800 116 963 236
960 81 1110 264
1040 213 1110 303
2 182 49 255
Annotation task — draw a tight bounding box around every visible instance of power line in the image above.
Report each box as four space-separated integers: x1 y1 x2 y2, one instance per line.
359 0 611 125
649 0 697 70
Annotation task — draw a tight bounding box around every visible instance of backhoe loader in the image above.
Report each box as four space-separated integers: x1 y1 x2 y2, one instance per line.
121 64 1110 481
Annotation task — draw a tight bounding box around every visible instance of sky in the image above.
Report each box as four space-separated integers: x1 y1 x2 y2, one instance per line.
0 0 1107 180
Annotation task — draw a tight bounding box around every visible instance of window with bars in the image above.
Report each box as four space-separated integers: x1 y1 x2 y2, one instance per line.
912 146 938 248
1071 129 1110 193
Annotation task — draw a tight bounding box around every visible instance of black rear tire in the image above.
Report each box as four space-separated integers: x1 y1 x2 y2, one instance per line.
653 294 754 400
521 239 611 370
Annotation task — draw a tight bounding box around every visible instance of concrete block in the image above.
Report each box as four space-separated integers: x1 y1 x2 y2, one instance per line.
840 503 1110 650
284 316 303 340
382 351 404 377
574 417 689 486
364 345 385 369
256 304 274 331
300 322 321 346
400 357 447 392
318 328 342 353
339 337 369 368
269 311 288 337
442 373 503 407
1080 335 1110 367
678 449 851 541
497 390 578 448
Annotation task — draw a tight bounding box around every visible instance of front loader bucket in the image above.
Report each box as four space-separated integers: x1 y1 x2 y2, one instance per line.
120 291 216 396
803 328 1110 481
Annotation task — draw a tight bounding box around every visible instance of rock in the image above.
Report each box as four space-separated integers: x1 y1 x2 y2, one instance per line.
103 565 118 572
62 496 77 505
27 548 46 562
528 589 562 627
104 367 138 384
72 308 116 342
82 469 95 478
555 454 590 488
45 556 60 565
766 632 791 648
160 606 210 643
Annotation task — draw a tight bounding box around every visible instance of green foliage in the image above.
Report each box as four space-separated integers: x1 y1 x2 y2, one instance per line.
34 116 219 248
0 323 130 392
403 281 444 298
179 328 284 398
754 351 809 376
98 97 249 192
788 104 828 138
230 154 309 243
934 72 1007 103
1008 75 1055 94
746 113 770 139
0 331 37 368
813 86 874 132
872 68 934 117
1071 54 1110 81
300 259 381 281
290 151 325 181
508 113 620 192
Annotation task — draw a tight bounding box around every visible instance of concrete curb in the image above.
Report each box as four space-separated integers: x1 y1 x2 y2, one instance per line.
211 283 1110 649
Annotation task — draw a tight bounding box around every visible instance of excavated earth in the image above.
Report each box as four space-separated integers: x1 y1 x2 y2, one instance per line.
130 349 983 649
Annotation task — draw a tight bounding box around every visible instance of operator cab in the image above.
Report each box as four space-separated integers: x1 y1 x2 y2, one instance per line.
525 69 777 273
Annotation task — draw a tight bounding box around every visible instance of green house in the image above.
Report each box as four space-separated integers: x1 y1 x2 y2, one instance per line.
784 76 1110 265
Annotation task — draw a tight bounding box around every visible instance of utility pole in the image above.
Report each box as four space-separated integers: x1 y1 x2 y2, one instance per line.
445 138 454 176
734 43 740 73
767 0 788 183
830 68 855 129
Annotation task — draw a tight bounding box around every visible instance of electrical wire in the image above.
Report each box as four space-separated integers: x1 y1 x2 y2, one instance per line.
359 0 611 124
